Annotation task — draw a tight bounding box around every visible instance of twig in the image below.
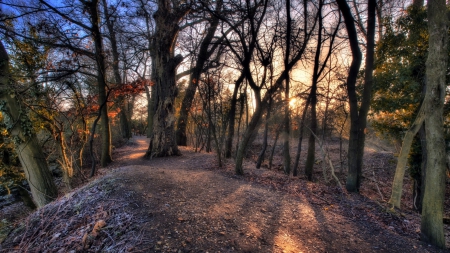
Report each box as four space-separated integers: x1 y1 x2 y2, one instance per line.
372 165 385 201
103 229 116 246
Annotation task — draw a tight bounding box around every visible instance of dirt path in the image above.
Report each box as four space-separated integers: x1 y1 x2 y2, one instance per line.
1 136 447 252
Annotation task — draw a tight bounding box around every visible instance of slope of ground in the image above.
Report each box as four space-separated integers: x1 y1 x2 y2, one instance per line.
0 136 448 252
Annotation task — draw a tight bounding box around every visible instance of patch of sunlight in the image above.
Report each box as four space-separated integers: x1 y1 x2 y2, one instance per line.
127 153 143 159
273 202 317 253
207 185 248 219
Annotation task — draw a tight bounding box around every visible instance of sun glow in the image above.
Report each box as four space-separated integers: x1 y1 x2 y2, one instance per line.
289 98 297 108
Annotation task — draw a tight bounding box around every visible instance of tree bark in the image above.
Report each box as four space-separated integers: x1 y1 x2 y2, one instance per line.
102 0 132 140
225 73 244 158
282 0 292 175
145 0 189 158
388 2 427 209
336 0 374 192
305 0 323 181
0 41 58 208
144 84 154 138
388 106 425 208
176 0 222 146
420 0 448 248
235 91 262 174
256 98 271 169
269 124 282 170
293 96 310 176
86 0 113 167
52 127 73 189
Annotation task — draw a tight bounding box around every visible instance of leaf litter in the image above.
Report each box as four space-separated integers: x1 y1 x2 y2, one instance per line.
0 136 449 252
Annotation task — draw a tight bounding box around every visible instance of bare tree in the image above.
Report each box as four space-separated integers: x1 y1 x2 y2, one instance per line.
335 0 376 192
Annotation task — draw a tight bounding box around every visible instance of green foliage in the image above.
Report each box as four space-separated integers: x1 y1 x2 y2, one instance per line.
371 6 429 141
0 118 24 199
8 25 49 83
0 23 52 198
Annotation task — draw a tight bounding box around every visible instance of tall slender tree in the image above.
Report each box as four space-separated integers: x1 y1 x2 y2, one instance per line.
336 0 375 192
102 0 133 140
282 0 292 175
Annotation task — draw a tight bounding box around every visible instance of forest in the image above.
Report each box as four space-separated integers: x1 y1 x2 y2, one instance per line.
0 0 449 251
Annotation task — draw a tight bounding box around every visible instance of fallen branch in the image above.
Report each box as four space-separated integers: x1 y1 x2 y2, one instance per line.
305 125 343 190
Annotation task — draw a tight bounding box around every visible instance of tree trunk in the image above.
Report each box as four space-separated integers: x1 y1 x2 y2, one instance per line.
336 0 373 192
388 2 427 209
86 0 112 167
55 130 73 189
144 85 154 138
225 74 245 158
412 127 427 212
256 98 271 169
235 91 262 175
269 124 282 170
282 0 292 175
305 97 317 181
293 96 310 176
176 0 222 146
305 0 323 181
0 41 58 208
420 0 448 248
145 1 188 158
102 0 132 140
389 104 425 208
66 81 87 179
417 126 427 212
353 0 376 191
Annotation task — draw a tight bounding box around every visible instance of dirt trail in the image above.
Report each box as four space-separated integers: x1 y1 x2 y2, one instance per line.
1 136 447 252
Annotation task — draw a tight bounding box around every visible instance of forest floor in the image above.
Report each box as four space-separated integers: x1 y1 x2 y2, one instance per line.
1 136 449 252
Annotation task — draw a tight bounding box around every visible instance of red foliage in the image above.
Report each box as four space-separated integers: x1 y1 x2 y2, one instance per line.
110 78 149 99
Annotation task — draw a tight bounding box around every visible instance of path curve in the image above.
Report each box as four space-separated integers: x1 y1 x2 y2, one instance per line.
1 136 444 252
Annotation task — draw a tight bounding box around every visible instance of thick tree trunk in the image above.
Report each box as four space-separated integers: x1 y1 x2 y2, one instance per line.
420 0 448 248
0 41 58 208
145 1 188 158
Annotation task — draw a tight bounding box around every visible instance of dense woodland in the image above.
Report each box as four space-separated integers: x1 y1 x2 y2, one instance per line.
0 0 449 249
